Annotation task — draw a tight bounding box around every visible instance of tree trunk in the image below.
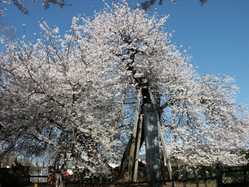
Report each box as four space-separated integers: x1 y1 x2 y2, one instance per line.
119 86 162 187
143 103 162 187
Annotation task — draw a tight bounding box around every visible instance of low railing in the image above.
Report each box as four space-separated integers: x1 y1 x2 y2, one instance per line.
2 164 249 187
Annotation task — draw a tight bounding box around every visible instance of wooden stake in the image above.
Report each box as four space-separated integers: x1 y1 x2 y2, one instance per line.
133 114 143 181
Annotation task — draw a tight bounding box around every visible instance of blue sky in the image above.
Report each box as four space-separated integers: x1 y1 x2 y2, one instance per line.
1 0 249 105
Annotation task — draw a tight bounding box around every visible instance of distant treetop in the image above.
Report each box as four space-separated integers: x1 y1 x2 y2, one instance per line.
0 0 66 15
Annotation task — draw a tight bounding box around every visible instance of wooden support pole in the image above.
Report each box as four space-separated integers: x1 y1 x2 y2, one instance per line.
127 89 143 181
119 137 132 177
128 120 138 181
159 124 172 180
133 114 143 182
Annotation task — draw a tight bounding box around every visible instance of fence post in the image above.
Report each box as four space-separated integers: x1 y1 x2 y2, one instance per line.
171 180 175 187
243 167 247 185
183 167 187 187
195 170 199 187
204 170 208 187
216 163 222 187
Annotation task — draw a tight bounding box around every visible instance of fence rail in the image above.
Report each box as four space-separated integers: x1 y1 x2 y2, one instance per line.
2 164 249 187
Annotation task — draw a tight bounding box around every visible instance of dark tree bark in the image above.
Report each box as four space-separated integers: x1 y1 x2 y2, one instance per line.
144 102 162 187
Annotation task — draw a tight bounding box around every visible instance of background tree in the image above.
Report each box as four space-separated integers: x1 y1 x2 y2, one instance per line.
0 0 66 15
140 0 208 10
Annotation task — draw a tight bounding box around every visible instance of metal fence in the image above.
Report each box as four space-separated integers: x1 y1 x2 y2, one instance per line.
2 165 249 187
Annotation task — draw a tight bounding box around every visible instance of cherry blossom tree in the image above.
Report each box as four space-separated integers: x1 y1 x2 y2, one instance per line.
0 2 248 186
0 21 119 173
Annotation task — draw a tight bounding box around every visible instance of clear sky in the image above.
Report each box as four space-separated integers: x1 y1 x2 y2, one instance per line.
1 0 249 105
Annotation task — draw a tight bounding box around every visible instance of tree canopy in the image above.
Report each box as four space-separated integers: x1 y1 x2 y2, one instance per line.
0 2 248 175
